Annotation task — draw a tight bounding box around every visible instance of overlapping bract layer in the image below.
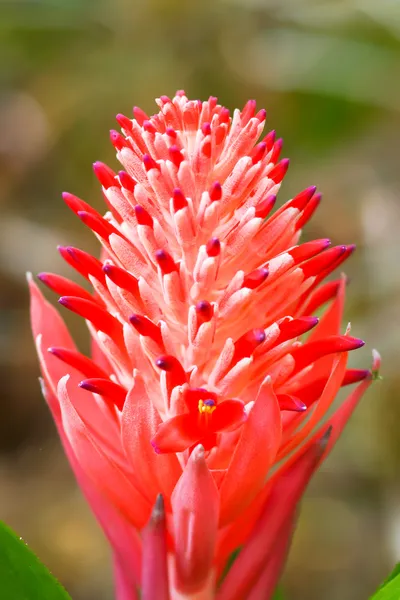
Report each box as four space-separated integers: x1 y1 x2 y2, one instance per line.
30 91 379 600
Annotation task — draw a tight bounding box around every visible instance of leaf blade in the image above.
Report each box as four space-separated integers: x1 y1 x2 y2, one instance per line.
0 521 71 600
371 563 400 600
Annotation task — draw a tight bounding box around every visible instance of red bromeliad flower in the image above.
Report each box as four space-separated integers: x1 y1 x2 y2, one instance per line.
29 91 380 600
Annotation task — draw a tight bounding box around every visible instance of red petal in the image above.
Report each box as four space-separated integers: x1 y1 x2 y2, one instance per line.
211 399 246 432
151 414 203 454
183 388 218 414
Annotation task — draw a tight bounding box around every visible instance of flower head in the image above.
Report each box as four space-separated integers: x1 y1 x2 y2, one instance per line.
30 91 379 599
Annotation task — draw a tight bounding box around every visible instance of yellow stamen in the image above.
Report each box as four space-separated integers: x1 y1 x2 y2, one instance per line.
198 399 217 415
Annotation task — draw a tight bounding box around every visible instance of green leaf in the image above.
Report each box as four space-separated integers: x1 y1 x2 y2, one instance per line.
371 563 400 599
0 522 71 600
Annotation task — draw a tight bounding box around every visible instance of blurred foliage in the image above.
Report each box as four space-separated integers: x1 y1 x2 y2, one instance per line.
0 1 399 599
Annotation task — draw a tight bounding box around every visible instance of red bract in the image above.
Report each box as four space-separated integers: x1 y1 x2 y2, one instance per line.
29 91 380 600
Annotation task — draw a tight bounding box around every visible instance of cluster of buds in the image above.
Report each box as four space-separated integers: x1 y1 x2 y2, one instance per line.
30 91 379 600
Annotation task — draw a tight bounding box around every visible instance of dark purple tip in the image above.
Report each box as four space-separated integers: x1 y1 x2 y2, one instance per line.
166 127 177 138
134 205 153 227
58 297 70 308
155 356 171 371
143 120 157 134
151 440 161 455
206 237 221 258
79 380 98 393
254 328 266 344
209 182 222 202
203 399 216 407
202 122 212 136
143 154 159 172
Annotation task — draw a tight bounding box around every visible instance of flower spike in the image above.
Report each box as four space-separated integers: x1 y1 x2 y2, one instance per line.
30 91 378 600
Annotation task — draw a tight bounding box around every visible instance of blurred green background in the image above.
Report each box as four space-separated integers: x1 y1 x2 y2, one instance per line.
0 1 399 599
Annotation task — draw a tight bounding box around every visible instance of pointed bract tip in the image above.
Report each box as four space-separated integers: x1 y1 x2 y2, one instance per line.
219 107 231 123
353 338 365 349
278 394 307 412
143 154 159 172
269 138 283 163
269 158 290 183
118 171 136 192
110 129 127 151
151 494 165 523
58 296 70 308
255 194 276 219
135 204 153 227
256 108 267 121
166 127 177 138
143 119 157 134
93 161 117 189
191 443 206 461
264 129 276 151
133 105 149 125
202 122 212 136
371 349 382 380
242 267 269 290
115 113 133 132
319 425 333 454
78 380 97 393
169 145 185 168
37 272 47 283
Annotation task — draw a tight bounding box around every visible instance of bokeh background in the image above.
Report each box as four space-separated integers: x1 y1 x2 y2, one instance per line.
0 1 399 598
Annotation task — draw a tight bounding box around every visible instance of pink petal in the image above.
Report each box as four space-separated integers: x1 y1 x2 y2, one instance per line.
171 445 219 593
36 334 124 462
141 495 170 600
29 274 77 397
246 516 294 600
40 378 143 593
217 433 325 600
219 376 282 526
121 374 182 504
58 375 151 530
113 556 140 600
279 351 347 459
